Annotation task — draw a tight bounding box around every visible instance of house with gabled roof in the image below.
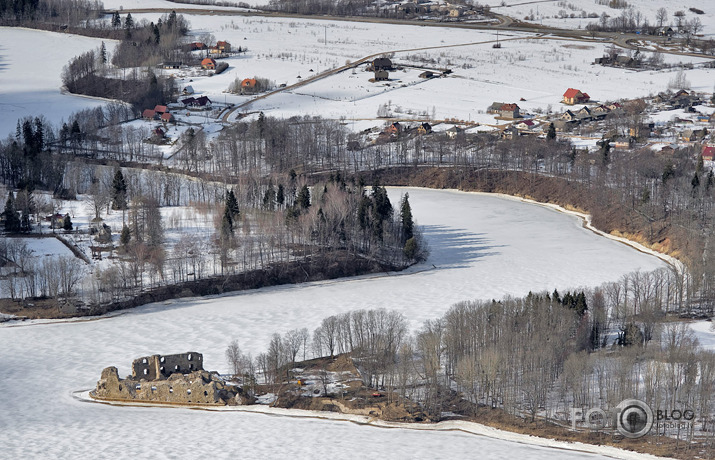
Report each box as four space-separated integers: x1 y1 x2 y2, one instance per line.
563 88 590 105
372 57 393 71
607 102 623 114
142 109 157 120
498 103 520 119
153 105 168 115
561 110 578 122
487 102 505 114
182 95 212 110
446 126 465 139
201 58 216 70
196 96 212 107
160 113 174 123
385 122 402 135
187 42 207 51
417 122 432 135
576 106 592 121
591 105 610 119
515 119 536 131
682 128 708 142
241 78 257 91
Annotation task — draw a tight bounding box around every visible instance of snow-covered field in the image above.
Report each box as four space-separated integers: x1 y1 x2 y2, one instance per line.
0 28 117 136
3 10 714 138
98 0 715 35
145 13 715 127
0 188 674 459
491 0 715 37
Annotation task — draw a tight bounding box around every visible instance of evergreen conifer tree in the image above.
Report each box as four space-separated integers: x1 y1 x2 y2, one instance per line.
63 214 73 231
111 11 121 28
112 170 128 210
546 122 556 141
3 192 20 233
226 189 240 219
400 193 414 242
276 184 285 208
221 205 234 239
296 185 311 210
120 225 131 247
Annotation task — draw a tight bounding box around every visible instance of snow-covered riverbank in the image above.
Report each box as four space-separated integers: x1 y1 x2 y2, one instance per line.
0 188 669 459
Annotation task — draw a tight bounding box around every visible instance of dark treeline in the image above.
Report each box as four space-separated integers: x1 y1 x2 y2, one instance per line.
0 103 135 193
266 0 373 16
78 173 425 306
62 48 176 111
0 0 103 26
60 13 191 110
109 11 191 68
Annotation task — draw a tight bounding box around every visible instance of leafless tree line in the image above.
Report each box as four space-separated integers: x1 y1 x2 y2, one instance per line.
234 278 715 450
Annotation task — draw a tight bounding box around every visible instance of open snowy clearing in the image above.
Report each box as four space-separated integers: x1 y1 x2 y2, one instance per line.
0 27 118 135
148 14 715 126
493 0 715 36
100 0 715 34
0 188 672 459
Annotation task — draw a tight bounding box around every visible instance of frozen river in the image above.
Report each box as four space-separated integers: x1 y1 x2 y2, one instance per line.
0 188 668 459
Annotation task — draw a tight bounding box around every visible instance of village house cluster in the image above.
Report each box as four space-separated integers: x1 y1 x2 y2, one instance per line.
372 83 715 171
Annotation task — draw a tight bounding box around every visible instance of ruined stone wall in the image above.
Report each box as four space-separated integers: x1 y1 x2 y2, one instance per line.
94 366 247 405
131 352 203 380
93 353 250 406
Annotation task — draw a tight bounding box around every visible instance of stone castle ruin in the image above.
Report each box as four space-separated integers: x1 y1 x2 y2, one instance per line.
131 352 203 380
92 352 251 406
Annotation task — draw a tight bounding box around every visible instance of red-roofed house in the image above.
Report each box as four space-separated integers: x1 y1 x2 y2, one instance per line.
241 78 257 90
154 105 168 115
160 112 174 123
201 58 216 70
142 109 156 120
515 119 536 130
563 88 590 105
187 42 207 51
498 103 520 119
703 145 715 162
217 41 231 52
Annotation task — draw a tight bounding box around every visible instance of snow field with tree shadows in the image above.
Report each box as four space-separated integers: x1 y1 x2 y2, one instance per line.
0 27 117 135
0 188 668 459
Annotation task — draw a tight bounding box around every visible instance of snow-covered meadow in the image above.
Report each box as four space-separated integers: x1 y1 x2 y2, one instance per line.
146 13 715 127
3 9 714 139
491 0 715 37
0 187 678 459
0 27 117 136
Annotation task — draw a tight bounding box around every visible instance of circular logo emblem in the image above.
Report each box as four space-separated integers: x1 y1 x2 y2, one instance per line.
616 399 653 438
